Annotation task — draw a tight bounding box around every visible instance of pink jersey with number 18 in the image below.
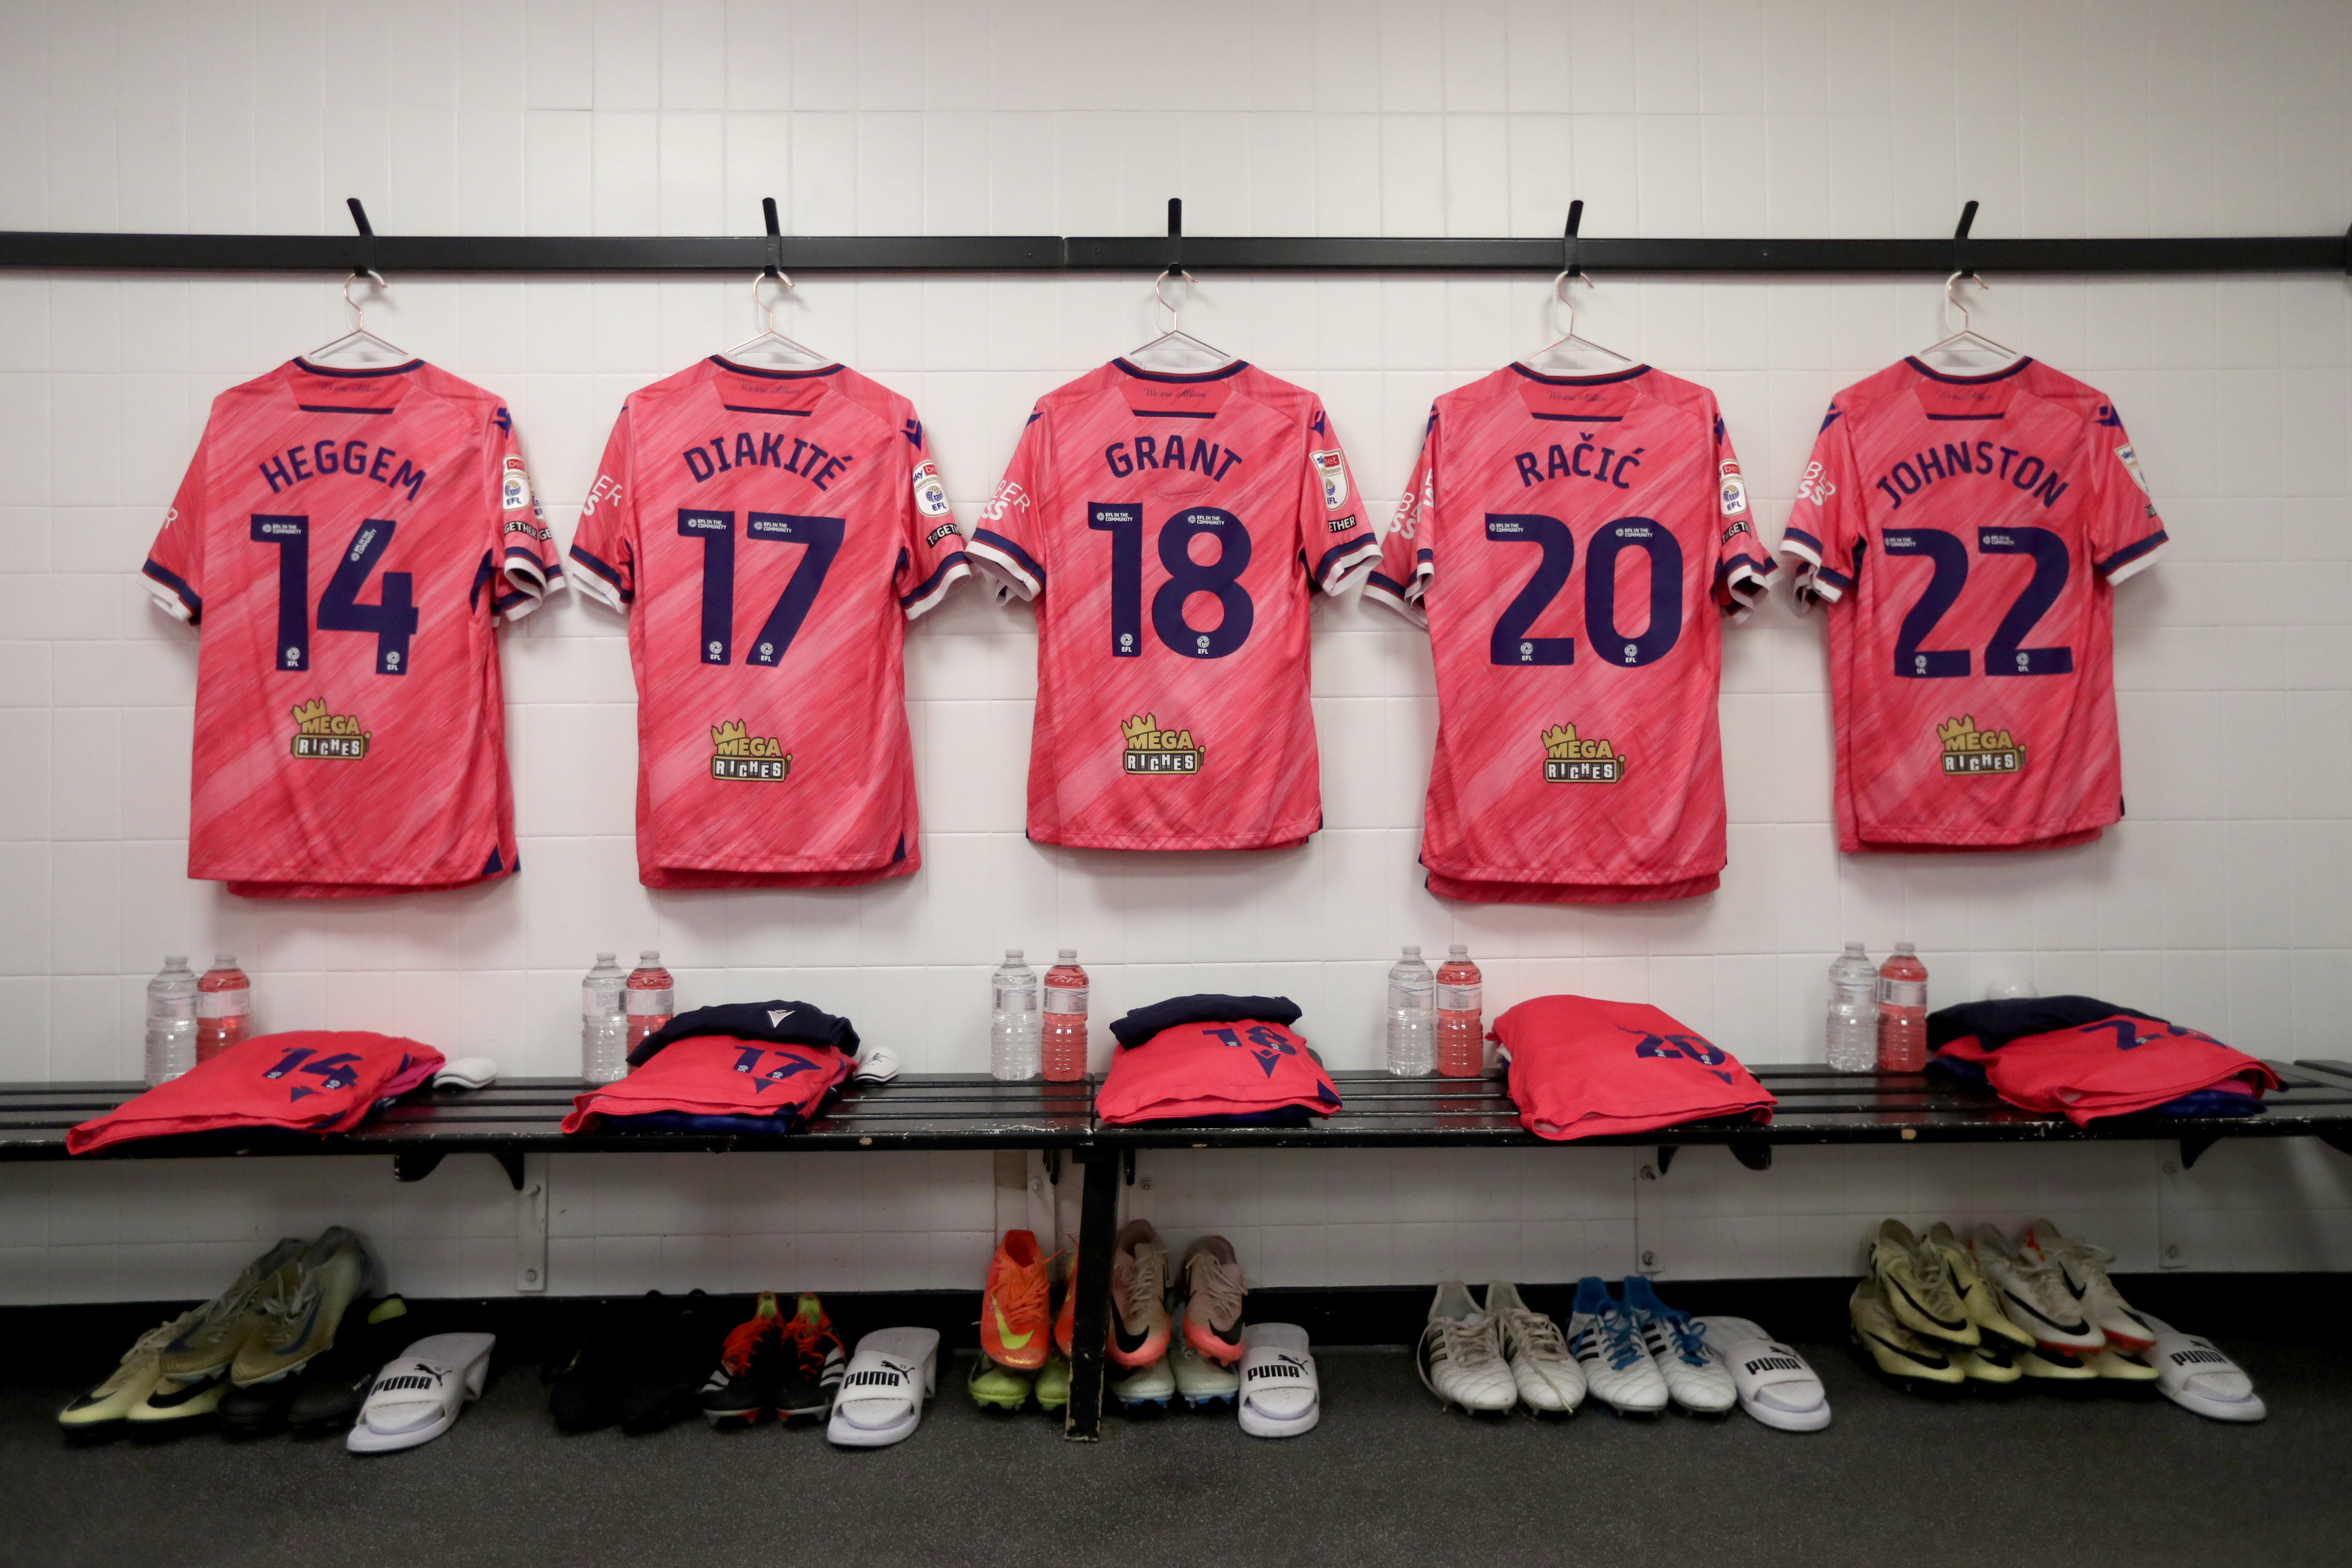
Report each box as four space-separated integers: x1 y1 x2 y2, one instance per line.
1367 364 1772 902
968 360 1380 851
569 357 971 887
1777 357 2168 852
143 358 560 897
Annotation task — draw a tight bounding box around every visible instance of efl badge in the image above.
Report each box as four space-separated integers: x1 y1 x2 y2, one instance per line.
1540 722 1626 784
1121 713 1204 775
1310 449 1348 511
500 455 531 511
710 719 791 782
1718 458 1749 517
912 459 950 518
1937 715 2025 776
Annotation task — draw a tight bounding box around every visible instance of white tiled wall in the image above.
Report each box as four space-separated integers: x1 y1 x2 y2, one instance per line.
2 0 2349 1302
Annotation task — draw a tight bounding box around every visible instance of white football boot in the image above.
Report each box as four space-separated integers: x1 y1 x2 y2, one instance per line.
1482 1282 1584 1413
1565 1277 1668 1415
2023 1219 2157 1352
1620 1277 1736 1414
1969 1224 2105 1355
1416 1281 1516 1415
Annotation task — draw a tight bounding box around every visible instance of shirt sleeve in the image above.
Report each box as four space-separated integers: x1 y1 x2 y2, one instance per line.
488 402 561 622
567 405 638 615
1299 406 1379 595
1707 404 1773 620
967 407 1050 602
2085 406 2168 585
1779 401 1865 605
1364 408 1436 628
144 426 211 624
893 410 972 619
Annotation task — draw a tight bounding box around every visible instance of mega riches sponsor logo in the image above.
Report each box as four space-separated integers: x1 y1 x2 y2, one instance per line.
1541 721 1626 784
1938 714 2025 776
290 697 369 760
1121 713 1204 775
710 718 790 781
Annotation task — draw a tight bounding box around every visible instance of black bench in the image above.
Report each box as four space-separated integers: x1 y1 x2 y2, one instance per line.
8 1061 2351 1440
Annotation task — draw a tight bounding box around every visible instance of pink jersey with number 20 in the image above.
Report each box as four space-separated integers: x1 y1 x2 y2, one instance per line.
1368 364 1771 902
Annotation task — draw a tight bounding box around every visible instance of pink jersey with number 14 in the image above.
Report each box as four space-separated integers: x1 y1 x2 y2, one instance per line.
144 358 560 897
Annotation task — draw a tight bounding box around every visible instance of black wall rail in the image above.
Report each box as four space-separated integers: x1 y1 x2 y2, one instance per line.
0 196 2346 276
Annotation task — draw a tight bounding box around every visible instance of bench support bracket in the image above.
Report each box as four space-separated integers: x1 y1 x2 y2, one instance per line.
1063 1148 1120 1441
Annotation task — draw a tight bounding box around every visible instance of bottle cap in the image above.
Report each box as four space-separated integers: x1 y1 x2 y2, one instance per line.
1448 944 1468 957
213 954 236 968
640 949 661 962
1894 941 1917 954
164 954 187 968
596 951 616 964
1057 949 1077 962
1402 944 1422 957
1005 948 1024 962
1844 941 1866 953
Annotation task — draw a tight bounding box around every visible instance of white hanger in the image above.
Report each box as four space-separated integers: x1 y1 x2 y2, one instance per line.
1123 269 1232 373
303 270 412 367
1914 270 2022 372
1517 269 1636 375
722 270 832 371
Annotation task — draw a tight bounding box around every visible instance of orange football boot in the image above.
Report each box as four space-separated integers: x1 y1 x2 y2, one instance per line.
1109 1220 1172 1369
980 1229 1051 1372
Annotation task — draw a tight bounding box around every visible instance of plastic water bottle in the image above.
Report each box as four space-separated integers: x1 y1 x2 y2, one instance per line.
144 955 198 1086
1825 942 1879 1073
1041 949 1089 1082
581 951 628 1084
1877 942 1929 1072
195 954 252 1064
991 949 1041 1081
1386 945 1434 1076
625 950 675 1052
1435 944 1484 1078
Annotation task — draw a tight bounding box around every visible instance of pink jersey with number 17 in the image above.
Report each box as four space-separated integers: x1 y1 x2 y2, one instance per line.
143 358 560 897
1778 357 2168 852
569 357 970 887
1367 364 1771 902
968 360 1380 851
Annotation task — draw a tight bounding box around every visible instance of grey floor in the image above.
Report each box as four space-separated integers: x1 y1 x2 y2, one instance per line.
6 1341 2348 1568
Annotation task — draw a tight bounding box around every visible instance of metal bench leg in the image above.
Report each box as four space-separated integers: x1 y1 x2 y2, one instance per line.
1062 1148 1120 1441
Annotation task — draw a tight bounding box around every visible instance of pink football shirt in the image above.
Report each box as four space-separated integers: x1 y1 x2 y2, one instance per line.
144 358 559 897
1367 365 1771 902
1779 358 2167 852
570 357 970 887
968 360 1379 850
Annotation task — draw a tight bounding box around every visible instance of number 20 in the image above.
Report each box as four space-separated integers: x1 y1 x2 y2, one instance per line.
1485 513 1684 668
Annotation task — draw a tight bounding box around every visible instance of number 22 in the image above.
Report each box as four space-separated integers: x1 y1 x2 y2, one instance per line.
1883 525 2073 678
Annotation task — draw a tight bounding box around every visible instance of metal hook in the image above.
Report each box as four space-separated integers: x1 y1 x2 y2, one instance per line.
1550 267 1592 335
1943 267 1988 332
752 268 793 334
1153 266 1195 331
342 268 388 330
